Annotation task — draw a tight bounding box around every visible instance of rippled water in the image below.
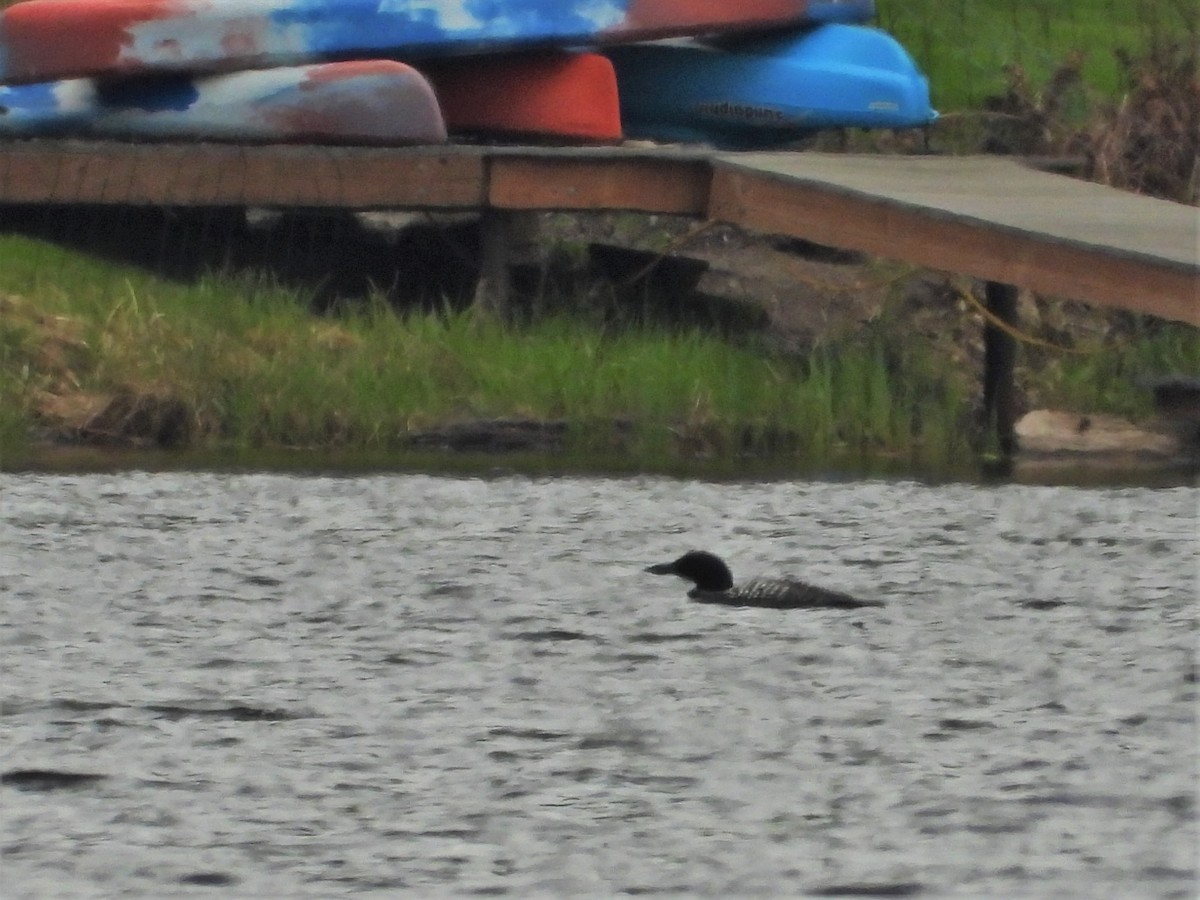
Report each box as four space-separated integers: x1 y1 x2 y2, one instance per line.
2 472 1196 897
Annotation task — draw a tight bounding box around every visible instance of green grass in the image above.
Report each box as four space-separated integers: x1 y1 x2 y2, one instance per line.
0 234 973 470
880 0 1197 111
1027 320 1200 418
3 231 1193 474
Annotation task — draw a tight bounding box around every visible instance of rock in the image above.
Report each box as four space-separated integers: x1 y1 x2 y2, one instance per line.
1015 409 1181 459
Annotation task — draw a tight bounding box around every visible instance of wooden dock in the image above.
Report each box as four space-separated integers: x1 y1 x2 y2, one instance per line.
0 140 1193 323
0 140 1195 453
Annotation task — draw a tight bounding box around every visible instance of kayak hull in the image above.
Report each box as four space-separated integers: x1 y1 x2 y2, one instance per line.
609 24 936 148
425 52 622 144
0 0 873 84
0 60 448 144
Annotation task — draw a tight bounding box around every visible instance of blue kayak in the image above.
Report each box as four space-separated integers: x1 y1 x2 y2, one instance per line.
608 24 935 148
806 1 876 22
0 0 873 84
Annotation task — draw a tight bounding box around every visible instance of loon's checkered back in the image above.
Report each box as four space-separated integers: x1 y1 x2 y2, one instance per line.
647 550 884 610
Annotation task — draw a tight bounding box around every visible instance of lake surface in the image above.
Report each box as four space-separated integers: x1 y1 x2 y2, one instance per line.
1 472 1196 898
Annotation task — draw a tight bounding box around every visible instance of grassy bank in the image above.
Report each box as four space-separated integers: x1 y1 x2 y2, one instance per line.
0 234 977 471
881 0 1197 110
1025 318 1200 420
3 230 1197 474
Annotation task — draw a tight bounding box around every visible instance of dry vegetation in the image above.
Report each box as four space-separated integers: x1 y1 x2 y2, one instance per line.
1088 39 1199 203
971 29 1198 204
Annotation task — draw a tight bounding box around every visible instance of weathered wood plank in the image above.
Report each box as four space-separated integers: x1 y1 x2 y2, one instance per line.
0 141 486 208
488 153 709 215
710 154 1199 325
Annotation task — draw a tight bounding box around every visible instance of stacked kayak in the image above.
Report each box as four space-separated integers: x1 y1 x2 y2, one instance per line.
0 61 448 144
0 54 626 145
609 24 936 148
425 52 623 144
0 0 872 83
0 0 936 148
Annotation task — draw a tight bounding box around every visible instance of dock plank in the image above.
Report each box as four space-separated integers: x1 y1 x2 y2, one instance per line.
0 142 486 208
710 153 1198 324
488 151 709 215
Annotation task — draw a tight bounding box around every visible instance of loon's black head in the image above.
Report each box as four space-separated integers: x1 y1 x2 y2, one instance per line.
645 550 734 592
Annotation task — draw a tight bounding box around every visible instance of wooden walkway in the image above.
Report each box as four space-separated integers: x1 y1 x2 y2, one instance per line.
0 140 1194 323
711 153 1197 325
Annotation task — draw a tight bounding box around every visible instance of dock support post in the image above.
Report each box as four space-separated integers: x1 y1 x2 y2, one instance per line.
982 280 1019 457
473 209 513 320
471 211 543 320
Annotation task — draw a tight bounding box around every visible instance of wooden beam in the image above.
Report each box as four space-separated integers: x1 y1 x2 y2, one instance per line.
0 141 487 209
709 165 1199 325
488 154 709 215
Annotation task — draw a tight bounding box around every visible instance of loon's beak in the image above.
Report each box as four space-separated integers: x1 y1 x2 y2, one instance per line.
645 562 677 575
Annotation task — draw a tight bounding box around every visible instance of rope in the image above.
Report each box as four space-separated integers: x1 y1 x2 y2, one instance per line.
951 278 1097 355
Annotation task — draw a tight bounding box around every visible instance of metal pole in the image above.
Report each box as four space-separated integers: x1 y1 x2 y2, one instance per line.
982 280 1020 457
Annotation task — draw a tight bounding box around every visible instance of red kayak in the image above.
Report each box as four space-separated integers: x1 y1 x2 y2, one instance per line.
425 52 622 144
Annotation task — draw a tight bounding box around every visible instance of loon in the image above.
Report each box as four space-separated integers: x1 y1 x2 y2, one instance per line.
645 550 883 610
